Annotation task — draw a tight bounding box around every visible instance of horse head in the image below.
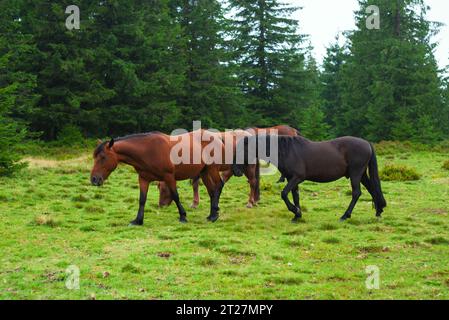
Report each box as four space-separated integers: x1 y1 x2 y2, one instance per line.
90 139 119 186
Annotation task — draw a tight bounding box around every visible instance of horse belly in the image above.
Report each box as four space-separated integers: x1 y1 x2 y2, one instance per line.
306 156 347 183
174 164 203 181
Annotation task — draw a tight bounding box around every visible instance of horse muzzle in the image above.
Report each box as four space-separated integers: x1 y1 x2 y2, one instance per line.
91 175 104 186
231 164 244 177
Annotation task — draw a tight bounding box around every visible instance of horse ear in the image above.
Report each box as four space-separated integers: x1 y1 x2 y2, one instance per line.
108 138 115 148
97 139 103 146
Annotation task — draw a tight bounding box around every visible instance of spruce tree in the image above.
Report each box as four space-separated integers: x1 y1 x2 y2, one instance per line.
0 52 27 176
298 56 330 140
229 0 306 125
321 37 346 135
170 0 245 130
0 0 35 174
338 0 445 142
82 0 186 136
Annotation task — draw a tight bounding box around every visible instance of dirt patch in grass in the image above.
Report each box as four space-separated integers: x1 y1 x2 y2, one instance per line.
33 215 60 227
42 271 65 283
427 208 448 216
356 245 387 254
23 156 89 168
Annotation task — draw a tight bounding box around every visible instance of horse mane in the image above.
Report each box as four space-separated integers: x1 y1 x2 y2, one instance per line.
278 136 308 159
278 136 293 160
94 131 162 156
114 131 162 142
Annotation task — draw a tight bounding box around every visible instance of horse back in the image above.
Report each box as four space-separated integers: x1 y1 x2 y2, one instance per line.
330 137 373 166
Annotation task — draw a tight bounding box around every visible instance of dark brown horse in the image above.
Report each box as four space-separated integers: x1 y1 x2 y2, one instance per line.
90 130 225 225
158 125 300 208
232 135 387 222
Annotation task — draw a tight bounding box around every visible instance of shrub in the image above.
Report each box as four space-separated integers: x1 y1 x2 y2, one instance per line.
442 160 449 171
433 140 449 153
380 165 421 181
0 114 27 176
375 141 426 155
56 125 84 146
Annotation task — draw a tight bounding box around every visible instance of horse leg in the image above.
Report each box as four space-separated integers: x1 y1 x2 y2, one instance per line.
361 172 383 218
130 176 150 226
290 185 303 223
281 177 302 223
244 165 257 208
340 173 363 222
190 177 200 209
221 168 233 184
277 174 286 184
202 168 224 223
361 172 378 215
292 185 300 209
164 175 187 223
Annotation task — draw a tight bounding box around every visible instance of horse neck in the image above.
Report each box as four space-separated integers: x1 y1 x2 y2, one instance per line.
113 140 143 168
295 135 312 144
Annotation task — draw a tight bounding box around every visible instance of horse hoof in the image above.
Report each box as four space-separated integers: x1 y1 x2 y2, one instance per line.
291 216 302 224
129 220 143 227
246 203 253 209
179 217 188 224
190 203 199 209
207 215 219 223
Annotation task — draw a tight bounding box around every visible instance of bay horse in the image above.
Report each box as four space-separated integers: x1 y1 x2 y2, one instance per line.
158 125 300 208
90 130 225 225
232 135 387 222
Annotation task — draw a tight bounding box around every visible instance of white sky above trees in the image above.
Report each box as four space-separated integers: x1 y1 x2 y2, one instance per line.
289 0 449 70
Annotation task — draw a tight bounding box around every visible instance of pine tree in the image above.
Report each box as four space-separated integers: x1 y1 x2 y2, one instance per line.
229 0 306 125
0 84 26 176
80 0 186 136
170 0 245 130
441 75 449 138
338 0 445 142
0 53 27 175
321 37 346 135
298 56 330 140
0 0 35 175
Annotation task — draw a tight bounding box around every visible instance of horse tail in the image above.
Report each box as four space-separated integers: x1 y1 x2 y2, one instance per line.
368 144 387 213
255 159 260 202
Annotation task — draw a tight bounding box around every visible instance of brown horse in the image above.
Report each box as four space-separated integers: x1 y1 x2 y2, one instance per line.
158 125 300 208
90 130 225 225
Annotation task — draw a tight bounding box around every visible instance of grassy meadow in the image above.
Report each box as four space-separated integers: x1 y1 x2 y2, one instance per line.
0 142 448 300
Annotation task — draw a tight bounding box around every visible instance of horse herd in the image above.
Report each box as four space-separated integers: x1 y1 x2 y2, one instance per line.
90 125 386 226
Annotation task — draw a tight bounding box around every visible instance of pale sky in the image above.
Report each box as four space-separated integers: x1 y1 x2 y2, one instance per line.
289 0 449 70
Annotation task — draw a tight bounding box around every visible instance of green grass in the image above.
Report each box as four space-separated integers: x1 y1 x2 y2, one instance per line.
0 149 448 300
